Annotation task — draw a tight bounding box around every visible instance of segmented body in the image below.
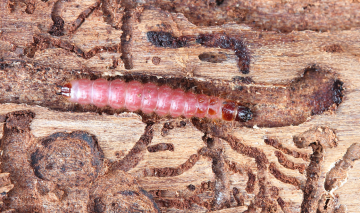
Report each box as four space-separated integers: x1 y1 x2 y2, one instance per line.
61 79 252 122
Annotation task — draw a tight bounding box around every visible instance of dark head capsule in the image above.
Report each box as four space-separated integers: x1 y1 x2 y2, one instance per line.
235 106 253 122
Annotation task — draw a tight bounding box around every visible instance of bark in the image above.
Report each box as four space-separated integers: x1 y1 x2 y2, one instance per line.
0 0 359 212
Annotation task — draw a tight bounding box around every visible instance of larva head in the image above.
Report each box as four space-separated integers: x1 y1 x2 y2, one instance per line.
221 101 253 122
235 106 253 122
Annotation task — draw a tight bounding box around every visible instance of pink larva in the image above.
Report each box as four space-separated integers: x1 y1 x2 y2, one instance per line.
61 79 252 122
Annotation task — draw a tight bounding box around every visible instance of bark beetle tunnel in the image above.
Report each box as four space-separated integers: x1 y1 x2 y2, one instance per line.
146 31 251 74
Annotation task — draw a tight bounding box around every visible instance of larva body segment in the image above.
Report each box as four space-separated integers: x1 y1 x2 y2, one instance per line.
155 85 173 116
169 89 185 117
108 79 127 109
61 79 252 122
93 79 109 107
125 81 143 111
142 83 158 114
183 92 198 118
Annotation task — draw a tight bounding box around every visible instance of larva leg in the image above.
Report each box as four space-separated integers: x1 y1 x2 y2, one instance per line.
195 94 209 118
207 97 222 119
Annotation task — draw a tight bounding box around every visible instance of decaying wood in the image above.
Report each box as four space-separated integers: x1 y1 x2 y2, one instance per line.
1 0 360 212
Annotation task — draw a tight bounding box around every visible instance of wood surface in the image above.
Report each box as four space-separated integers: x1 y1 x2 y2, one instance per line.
1 0 360 212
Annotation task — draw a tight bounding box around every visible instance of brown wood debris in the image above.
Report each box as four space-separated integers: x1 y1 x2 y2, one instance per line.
1 0 359 212
0 111 160 212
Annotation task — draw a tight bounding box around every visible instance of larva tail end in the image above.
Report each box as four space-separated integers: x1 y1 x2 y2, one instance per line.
60 83 72 98
235 106 252 122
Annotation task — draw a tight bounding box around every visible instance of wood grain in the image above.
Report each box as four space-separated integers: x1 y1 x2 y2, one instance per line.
1 0 360 212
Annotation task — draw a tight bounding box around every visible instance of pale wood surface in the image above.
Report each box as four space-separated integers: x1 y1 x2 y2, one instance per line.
1 0 360 212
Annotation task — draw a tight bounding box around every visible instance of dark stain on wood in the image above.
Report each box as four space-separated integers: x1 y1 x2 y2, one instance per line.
48 0 65 36
147 143 174 152
198 52 228 63
196 34 250 74
147 31 251 74
147 31 189 48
